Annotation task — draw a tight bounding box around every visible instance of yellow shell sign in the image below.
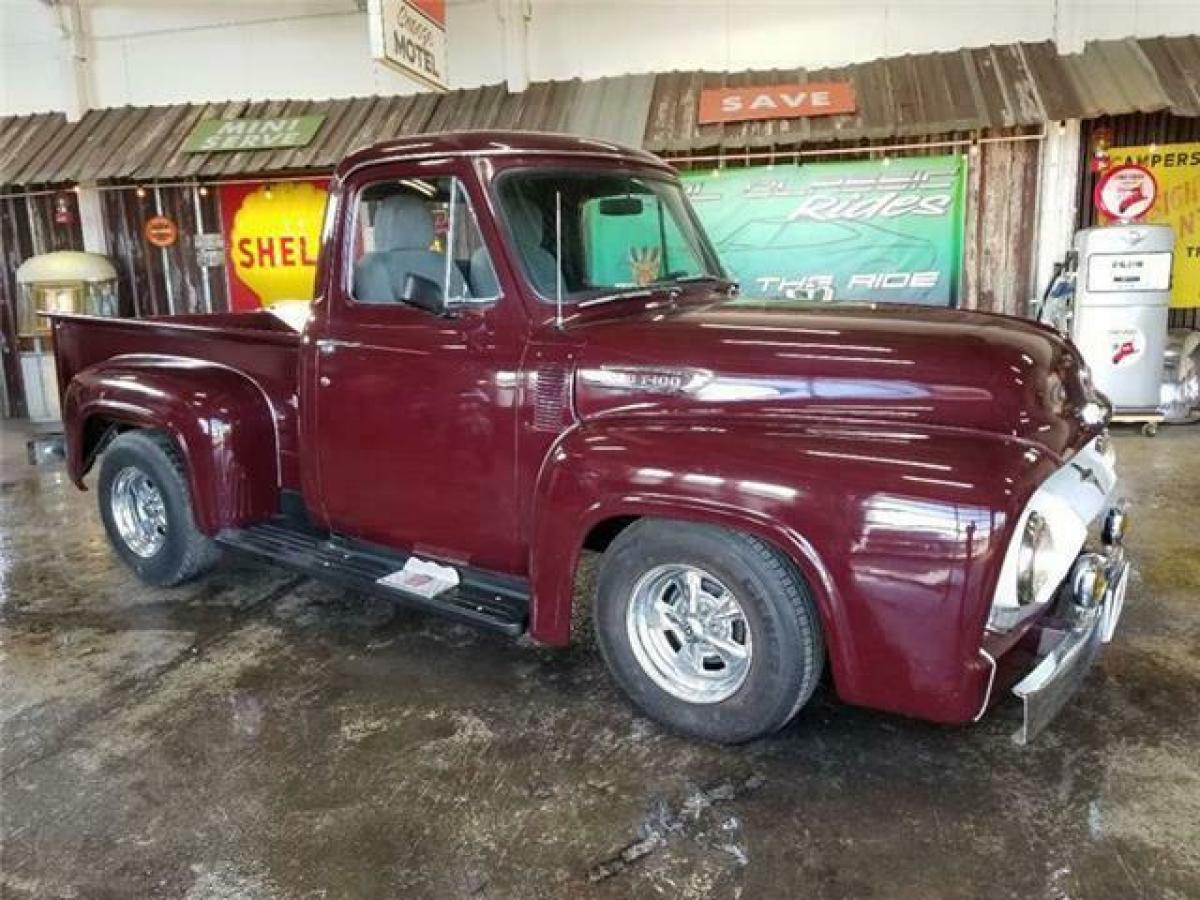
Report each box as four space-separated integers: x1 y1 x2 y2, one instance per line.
220 180 328 310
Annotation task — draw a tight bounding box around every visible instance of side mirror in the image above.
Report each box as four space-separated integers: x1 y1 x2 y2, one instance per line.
400 273 445 315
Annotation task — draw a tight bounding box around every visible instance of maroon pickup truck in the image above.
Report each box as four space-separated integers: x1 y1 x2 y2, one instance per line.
50 131 1130 744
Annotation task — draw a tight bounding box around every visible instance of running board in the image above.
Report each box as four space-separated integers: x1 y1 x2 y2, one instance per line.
217 522 528 636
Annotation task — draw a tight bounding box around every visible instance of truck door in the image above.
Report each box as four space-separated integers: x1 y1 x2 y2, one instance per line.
311 166 527 574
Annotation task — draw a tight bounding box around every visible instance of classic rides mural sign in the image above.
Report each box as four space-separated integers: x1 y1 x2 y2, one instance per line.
682 155 966 305
218 181 329 311
1102 142 1200 308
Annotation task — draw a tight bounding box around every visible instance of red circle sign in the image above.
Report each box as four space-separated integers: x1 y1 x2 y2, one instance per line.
144 215 179 248
1094 164 1158 221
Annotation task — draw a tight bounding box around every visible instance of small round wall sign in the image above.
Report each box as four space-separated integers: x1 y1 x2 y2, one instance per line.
1094 164 1158 221
144 215 179 248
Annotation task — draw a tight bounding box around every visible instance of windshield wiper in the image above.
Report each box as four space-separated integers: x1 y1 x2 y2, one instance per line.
575 275 733 310
665 274 735 290
576 288 655 309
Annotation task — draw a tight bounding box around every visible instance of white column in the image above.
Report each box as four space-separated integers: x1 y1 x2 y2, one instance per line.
1051 0 1090 55
75 184 108 256
1032 120 1083 302
59 0 93 122
496 0 531 92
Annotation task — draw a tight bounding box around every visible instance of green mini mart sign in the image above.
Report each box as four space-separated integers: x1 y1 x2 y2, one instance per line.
682 155 966 305
182 115 326 153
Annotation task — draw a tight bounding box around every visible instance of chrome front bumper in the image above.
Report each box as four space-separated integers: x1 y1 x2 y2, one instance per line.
1010 541 1130 744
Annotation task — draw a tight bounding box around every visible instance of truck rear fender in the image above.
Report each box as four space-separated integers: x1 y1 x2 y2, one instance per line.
62 356 280 535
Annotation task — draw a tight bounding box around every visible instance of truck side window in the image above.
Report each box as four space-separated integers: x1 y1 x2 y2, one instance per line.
350 177 498 304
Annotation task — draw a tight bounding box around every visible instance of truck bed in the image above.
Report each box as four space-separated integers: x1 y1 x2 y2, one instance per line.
49 311 303 487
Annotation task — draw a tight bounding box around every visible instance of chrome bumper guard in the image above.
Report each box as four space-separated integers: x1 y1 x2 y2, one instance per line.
1011 541 1130 745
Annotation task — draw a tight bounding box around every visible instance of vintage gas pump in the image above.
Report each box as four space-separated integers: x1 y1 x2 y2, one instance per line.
1070 223 1173 434
15 251 119 423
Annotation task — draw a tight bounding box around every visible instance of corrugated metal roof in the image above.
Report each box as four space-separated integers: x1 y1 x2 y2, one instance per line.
0 73 656 187
0 112 71 186
1062 36 1200 118
643 42 1076 154
1 36 1197 186
642 36 1200 154
567 74 657 146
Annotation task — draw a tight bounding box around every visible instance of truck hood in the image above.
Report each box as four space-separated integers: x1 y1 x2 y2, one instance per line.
571 298 1096 457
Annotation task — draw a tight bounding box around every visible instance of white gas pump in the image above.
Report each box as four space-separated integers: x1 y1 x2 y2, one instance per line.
1071 223 1173 434
15 251 119 423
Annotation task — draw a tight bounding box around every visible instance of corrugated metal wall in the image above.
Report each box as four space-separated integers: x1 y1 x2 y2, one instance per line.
1077 112 1200 329
0 191 83 418
101 186 228 319
963 134 1042 315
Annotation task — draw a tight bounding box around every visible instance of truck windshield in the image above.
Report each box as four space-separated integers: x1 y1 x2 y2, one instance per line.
495 169 723 303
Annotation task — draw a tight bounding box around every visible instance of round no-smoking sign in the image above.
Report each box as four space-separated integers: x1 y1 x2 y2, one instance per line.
144 215 179 248
1094 164 1158 221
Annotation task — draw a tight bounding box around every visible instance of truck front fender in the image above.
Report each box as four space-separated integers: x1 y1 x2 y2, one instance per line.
63 355 281 534
529 418 1055 723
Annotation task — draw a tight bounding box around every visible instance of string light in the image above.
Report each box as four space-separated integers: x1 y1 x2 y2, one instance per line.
197 185 209 197
264 183 274 199
135 186 147 198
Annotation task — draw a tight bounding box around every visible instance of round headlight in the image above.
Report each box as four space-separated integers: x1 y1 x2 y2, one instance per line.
1017 511 1054 605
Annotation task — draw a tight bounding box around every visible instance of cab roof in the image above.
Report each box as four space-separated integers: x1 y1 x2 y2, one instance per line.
336 129 669 178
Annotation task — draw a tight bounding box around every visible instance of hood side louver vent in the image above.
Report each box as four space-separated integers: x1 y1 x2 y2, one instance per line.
533 364 571 432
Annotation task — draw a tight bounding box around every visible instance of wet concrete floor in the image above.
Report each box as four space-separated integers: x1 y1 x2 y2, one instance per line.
1 419 1197 899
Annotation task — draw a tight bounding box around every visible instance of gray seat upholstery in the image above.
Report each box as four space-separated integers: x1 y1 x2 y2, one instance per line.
353 193 463 303
473 191 560 297
469 247 501 297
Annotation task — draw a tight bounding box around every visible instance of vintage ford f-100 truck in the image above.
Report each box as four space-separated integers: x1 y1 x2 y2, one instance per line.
50 131 1129 744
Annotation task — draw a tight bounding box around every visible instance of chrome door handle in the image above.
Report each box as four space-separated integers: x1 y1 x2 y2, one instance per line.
316 338 363 355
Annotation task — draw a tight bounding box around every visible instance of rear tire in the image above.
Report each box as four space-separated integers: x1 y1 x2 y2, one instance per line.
594 519 824 744
97 430 221 587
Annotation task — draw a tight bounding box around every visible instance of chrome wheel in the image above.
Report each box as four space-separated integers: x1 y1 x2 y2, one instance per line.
110 466 167 558
626 564 752 704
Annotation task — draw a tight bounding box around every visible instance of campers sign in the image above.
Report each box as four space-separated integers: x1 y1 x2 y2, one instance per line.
182 115 326 153
698 82 856 125
370 0 447 91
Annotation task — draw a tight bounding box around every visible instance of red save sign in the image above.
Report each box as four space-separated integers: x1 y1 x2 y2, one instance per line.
698 82 856 125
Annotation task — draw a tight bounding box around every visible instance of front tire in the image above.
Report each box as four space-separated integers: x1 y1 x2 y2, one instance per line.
97 430 221 587
594 520 824 744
